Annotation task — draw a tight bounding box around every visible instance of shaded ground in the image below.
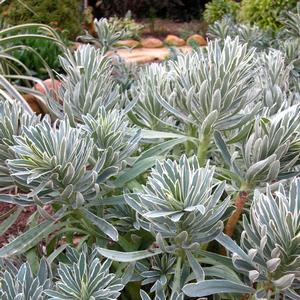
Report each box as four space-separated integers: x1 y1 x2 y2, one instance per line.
139 18 208 39
0 203 36 247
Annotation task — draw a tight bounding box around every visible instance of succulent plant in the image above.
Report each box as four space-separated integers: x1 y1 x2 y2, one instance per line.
50 45 121 124
155 37 259 165
45 245 124 300
125 155 229 248
78 18 131 52
0 99 40 189
82 106 140 168
232 178 300 299
0 257 52 300
108 11 143 40
138 254 176 292
240 108 300 186
129 63 173 130
7 118 98 205
207 16 271 50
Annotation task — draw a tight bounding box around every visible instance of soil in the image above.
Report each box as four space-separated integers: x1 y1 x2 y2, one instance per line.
138 18 208 39
0 203 36 247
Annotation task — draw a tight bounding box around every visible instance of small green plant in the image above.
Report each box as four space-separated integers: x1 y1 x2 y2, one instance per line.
207 16 273 50
239 0 297 30
0 257 52 300
78 18 132 53
1 0 82 39
45 245 124 299
109 11 144 40
52 45 121 123
204 0 240 23
9 28 68 79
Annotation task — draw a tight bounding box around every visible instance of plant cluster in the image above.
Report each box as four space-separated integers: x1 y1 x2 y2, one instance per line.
0 22 64 79
204 0 298 31
1 0 82 39
78 18 134 53
0 2 300 300
208 4 300 80
204 0 240 24
108 11 144 40
239 0 297 30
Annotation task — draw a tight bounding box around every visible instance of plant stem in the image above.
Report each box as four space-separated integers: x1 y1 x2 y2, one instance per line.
185 124 197 155
172 256 182 296
225 190 249 237
197 134 211 167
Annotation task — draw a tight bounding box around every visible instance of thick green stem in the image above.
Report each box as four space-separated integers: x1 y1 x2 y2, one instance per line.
197 134 211 166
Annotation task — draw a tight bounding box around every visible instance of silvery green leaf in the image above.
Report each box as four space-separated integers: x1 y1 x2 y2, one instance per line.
182 280 255 297
249 270 260 283
136 137 188 163
80 208 118 241
186 250 205 281
140 290 152 300
266 258 281 272
97 248 163 262
245 154 277 181
216 233 251 263
273 274 295 290
201 110 218 135
0 219 64 257
113 156 158 188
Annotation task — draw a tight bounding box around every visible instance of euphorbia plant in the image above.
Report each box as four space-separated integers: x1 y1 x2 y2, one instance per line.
186 178 300 299
98 155 254 298
216 105 300 236
155 37 260 166
0 5 300 298
0 105 140 256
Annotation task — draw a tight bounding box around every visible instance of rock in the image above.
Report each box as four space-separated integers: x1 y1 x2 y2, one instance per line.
22 94 44 115
164 35 186 47
187 34 207 46
34 79 61 95
141 37 164 48
112 47 170 63
125 55 158 64
115 39 140 48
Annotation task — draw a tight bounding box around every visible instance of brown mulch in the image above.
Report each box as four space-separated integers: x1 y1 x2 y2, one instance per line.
0 203 36 247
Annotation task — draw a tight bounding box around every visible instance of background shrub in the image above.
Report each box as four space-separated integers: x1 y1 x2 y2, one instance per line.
239 0 298 30
204 0 240 23
10 28 68 79
89 0 209 21
1 0 82 39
